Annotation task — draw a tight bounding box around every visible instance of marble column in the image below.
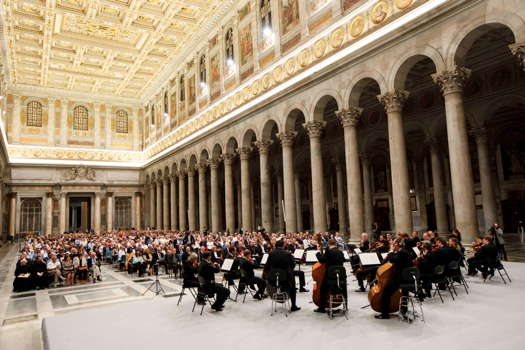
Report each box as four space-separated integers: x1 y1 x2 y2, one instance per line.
170 174 178 230
238 147 253 232
134 192 142 230
45 193 53 236
149 184 156 229
294 175 304 232
304 121 327 233
156 180 163 229
59 193 66 234
106 192 113 232
337 108 364 238
162 177 170 230
278 132 298 233
223 153 236 233
12 96 21 143
277 175 285 232
427 139 448 233
210 159 221 233
179 170 187 230
60 99 68 145
94 192 101 234
47 99 56 145
335 161 347 236
472 128 497 228
8 193 16 238
378 91 413 233
255 140 273 232
509 42 525 71
198 162 208 232
433 67 478 240
361 156 374 232
187 167 196 231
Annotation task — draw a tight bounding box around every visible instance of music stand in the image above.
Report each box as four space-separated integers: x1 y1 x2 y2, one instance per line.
143 264 165 296
293 249 305 271
260 253 269 265
305 250 319 263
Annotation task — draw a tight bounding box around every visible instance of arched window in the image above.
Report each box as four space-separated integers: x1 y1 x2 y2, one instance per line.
20 198 42 233
225 28 234 61
179 75 185 102
260 0 272 31
26 101 43 127
164 91 168 114
115 110 128 133
151 104 155 125
199 55 207 83
73 105 88 131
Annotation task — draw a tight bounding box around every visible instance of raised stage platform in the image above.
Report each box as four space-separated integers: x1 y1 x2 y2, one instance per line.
42 262 525 350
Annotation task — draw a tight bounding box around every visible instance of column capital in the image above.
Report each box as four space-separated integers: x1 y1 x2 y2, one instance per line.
278 131 297 147
178 169 187 177
377 90 409 113
254 140 273 154
237 147 252 160
432 66 471 95
198 161 208 173
163 175 171 183
303 121 326 139
134 191 143 197
45 192 55 199
170 173 178 181
222 152 237 165
106 191 114 198
187 166 196 177
8 192 17 198
48 98 57 104
469 127 488 144
509 42 525 71
94 192 103 199
337 107 362 128
209 158 221 169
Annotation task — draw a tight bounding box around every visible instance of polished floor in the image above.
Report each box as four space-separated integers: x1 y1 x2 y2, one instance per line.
0 238 524 350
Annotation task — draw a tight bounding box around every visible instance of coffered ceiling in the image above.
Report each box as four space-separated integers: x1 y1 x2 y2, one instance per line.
0 0 226 100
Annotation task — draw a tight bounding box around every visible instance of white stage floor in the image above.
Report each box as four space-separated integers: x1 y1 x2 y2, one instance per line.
42 262 525 350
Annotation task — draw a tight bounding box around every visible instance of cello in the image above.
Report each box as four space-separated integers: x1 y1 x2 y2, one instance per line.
367 261 401 313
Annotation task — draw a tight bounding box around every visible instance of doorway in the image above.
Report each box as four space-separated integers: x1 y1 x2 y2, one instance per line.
69 197 91 232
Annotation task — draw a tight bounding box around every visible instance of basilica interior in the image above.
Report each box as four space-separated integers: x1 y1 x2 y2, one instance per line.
0 0 524 350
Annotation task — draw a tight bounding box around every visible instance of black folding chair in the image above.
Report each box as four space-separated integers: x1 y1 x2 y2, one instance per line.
399 267 424 323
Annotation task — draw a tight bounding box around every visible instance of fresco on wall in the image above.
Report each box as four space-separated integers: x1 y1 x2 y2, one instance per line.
309 0 330 13
240 24 254 66
280 0 300 35
188 75 196 105
239 2 251 21
211 54 220 90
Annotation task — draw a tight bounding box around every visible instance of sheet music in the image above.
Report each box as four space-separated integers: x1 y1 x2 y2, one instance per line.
261 253 269 265
354 248 362 254
221 258 234 271
343 251 350 260
305 250 319 263
293 249 305 260
359 252 381 266
412 247 421 257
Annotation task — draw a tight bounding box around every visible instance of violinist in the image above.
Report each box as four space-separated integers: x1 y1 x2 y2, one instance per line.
239 250 267 300
198 251 230 311
359 233 370 252
417 242 438 298
314 239 346 313
467 236 498 279
375 237 412 320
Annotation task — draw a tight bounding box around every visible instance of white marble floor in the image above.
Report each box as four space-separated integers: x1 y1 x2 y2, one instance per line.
38 261 525 350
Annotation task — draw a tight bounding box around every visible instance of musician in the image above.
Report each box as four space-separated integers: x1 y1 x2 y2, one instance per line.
314 239 347 313
239 250 267 300
266 239 301 312
359 233 370 252
375 238 412 320
467 236 499 278
434 238 461 266
418 242 438 298
198 251 230 311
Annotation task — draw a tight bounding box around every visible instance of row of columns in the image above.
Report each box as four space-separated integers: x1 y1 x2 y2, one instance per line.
146 66 501 243
6 191 143 237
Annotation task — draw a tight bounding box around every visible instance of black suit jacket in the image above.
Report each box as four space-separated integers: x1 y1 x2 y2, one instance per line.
316 247 345 268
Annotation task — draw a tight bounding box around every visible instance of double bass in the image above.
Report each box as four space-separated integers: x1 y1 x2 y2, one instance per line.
311 234 326 307
367 262 401 313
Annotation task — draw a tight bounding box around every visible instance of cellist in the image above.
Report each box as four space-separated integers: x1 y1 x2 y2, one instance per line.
375 237 412 320
314 239 346 313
